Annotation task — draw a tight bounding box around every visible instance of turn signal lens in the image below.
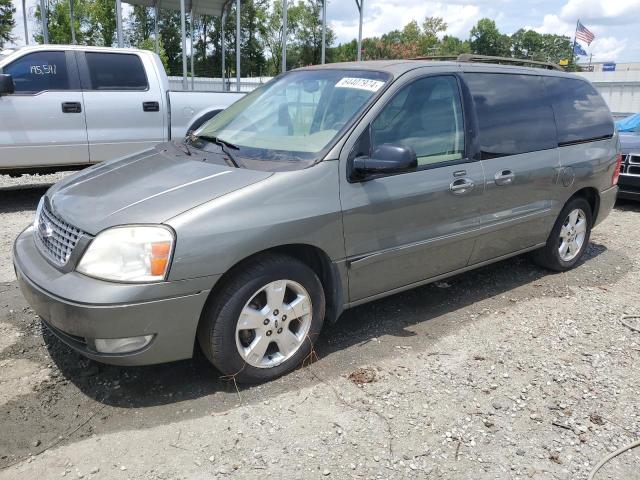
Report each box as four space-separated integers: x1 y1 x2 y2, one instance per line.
150 242 171 276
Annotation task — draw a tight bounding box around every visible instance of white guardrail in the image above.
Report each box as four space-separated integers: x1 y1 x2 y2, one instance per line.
168 76 272 92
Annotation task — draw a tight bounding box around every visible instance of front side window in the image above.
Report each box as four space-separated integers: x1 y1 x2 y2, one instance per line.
85 53 148 90
194 69 391 163
464 73 556 159
2 51 69 93
371 75 465 166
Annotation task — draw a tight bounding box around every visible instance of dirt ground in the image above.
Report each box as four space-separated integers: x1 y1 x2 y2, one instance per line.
0 174 639 480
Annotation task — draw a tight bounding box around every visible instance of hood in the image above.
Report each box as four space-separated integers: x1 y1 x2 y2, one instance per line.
47 145 272 234
620 132 640 154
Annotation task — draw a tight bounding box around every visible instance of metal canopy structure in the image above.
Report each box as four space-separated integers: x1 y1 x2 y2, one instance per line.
32 0 362 91
122 0 241 91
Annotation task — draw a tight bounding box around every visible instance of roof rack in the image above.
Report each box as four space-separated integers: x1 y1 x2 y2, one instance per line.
412 53 563 71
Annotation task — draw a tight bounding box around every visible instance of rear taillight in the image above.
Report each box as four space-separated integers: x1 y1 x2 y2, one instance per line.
612 154 622 186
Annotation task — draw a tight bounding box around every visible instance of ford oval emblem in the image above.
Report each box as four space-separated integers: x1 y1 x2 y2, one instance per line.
40 221 54 238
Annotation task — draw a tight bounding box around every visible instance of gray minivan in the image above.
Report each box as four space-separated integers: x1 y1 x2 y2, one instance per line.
14 58 620 383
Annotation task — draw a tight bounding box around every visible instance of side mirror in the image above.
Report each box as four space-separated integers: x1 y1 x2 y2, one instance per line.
0 74 15 96
352 143 417 179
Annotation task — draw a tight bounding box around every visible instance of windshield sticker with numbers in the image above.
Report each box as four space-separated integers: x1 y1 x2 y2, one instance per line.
335 77 384 92
30 64 57 75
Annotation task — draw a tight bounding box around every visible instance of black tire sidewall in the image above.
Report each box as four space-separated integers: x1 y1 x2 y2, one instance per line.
546 198 593 270
204 258 325 383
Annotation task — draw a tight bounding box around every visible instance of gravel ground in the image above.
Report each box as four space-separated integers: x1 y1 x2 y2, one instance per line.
0 174 639 480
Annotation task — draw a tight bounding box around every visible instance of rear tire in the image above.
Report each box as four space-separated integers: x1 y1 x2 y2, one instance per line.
197 254 325 383
532 197 592 272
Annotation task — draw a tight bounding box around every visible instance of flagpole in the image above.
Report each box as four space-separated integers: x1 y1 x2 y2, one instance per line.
571 19 579 68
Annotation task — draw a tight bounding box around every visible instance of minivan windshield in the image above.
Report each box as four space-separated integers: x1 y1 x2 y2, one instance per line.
193 69 390 164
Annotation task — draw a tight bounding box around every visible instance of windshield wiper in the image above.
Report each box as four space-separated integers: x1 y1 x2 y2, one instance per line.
176 139 192 156
196 135 239 150
193 134 240 167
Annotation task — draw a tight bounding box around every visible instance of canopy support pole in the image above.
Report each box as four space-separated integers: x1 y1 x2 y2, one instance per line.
180 0 187 89
235 0 240 92
40 0 49 44
190 8 195 90
281 0 287 73
221 4 226 91
321 0 326 64
22 0 29 44
116 0 123 47
69 0 76 44
154 1 159 54
355 0 363 61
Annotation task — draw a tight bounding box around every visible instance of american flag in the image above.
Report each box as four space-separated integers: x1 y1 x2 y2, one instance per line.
576 21 595 45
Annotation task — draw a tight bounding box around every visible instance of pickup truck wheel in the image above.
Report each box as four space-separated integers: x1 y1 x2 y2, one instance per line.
197 254 325 383
532 197 592 272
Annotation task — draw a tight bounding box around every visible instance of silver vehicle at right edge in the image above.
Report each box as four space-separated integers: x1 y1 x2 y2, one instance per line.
13 56 620 383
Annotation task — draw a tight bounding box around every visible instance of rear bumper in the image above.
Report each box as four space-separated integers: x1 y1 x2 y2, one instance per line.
14 226 216 366
594 185 618 227
617 174 640 200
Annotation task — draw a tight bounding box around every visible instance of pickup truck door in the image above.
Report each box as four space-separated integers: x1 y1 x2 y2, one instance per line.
77 51 165 163
0 50 89 169
339 73 485 302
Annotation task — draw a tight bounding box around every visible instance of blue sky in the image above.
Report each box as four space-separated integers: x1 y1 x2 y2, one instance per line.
9 0 640 62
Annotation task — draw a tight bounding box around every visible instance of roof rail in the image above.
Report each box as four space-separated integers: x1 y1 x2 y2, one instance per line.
412 53 563 71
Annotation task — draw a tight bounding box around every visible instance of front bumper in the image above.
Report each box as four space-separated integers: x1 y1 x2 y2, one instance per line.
14 227 217 366
617 174 640 200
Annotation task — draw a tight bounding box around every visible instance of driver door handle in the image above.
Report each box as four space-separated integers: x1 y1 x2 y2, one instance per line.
495 169 516 186
449 178 475 195
61 102 82 113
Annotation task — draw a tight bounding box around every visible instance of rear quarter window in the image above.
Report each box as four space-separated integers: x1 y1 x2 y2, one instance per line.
85 52 148 91
464 73 557 159
544 77 613 145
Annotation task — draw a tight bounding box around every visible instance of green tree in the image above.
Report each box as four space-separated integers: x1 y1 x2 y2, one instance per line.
138 36 169 71
510 28 544 59
469 18 509 56
86 0 116 46
128 5 155 47
421 16 447 54
34 0 114 46
157 10 182 75
0 0 15 47
439 35 470 56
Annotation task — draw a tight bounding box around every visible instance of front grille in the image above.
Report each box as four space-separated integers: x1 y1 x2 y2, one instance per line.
621 153 640 176
35 202 84 266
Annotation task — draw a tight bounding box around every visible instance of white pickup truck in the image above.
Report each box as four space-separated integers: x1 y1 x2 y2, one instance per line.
0 45 244 175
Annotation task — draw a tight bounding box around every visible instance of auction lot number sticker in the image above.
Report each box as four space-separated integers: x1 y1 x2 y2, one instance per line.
335 77 385 92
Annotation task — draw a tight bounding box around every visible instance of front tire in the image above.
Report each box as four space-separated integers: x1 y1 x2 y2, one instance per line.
197 254 325 383
532 197 592 272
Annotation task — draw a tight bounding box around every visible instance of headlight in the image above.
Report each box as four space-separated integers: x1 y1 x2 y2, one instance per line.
33 197 44 229
77 226 175 282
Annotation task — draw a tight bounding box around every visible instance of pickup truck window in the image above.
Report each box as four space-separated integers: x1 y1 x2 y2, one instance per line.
371 75 465 167
194 69 390 163
85 52 148 91
2 51 69 93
